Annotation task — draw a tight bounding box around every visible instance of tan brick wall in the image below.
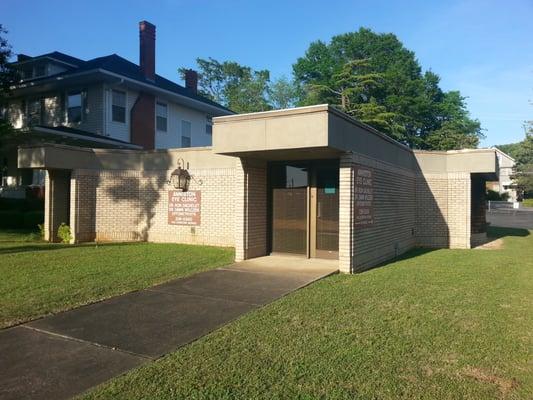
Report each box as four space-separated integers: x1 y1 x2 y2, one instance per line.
415 173 471 249
70 167 235 247
339 152 417 272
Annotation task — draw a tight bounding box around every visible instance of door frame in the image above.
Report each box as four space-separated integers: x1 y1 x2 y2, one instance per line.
267 159 339 259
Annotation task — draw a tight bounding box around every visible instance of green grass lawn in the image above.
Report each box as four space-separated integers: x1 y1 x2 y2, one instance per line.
81 227 533 400
0 230 234 328
522 198 533 208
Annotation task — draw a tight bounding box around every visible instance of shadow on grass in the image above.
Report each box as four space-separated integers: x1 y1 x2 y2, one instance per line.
358 247 439 274
487 226 530 239
362 226 530 274
0 241 144 255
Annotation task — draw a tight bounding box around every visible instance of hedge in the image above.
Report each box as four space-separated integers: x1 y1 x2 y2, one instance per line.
0 210 44 229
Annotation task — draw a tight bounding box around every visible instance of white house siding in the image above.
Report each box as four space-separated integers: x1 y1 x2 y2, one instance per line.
155 101 211 149
103 85 138 143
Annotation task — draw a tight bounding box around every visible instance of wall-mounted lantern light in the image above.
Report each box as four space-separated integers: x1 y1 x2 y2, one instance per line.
168 158 191 191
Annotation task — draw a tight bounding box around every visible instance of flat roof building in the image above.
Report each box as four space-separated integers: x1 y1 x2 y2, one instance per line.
18 105 498 273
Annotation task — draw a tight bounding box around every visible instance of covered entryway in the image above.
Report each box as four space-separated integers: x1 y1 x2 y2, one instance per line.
269 160 339 259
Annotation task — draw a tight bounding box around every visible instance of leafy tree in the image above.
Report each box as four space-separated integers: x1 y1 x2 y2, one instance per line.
180 58 271 113
513 121 533 197
425 91 482 150
0 25 17 145
496 142 522 160
498 118 533 198
293 28 483 149
268 76 298 110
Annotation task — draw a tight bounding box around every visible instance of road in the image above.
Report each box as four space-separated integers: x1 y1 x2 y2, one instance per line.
487 208 533 230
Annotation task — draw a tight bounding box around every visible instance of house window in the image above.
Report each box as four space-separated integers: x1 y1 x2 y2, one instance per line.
156 102 168 132
206 116 213 135
181 120 191 147
112 90 126 123
67 92 82 123
34 64 46 78
21 66 33 80
27 99 42 126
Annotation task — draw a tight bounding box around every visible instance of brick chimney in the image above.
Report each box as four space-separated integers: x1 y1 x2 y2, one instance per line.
139 21 156 81
184 69 198 94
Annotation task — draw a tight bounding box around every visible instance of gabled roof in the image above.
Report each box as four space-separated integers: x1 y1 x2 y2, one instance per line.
15 51 85 68
11 52 232 114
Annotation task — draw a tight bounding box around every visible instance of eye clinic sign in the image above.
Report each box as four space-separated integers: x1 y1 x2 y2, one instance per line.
354 167 374 227
168 190 201 226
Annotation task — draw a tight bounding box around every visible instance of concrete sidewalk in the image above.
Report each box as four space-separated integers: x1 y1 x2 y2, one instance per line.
0 256 338 400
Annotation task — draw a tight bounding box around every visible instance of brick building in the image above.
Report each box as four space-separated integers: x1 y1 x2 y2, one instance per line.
18 105 498 273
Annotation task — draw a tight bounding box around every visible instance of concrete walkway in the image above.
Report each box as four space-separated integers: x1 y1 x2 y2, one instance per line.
0 256 338 400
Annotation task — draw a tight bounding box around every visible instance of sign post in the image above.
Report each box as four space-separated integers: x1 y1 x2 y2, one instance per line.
354 167 374 227
168 190 201 226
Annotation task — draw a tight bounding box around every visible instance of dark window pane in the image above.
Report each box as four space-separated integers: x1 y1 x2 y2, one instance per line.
27 99 41 126
156 102 167 117
181 136 191 147
68 93 81 108
156 116 167 132
112 90 126 107
270 164 308 188
112 105 125 123
22 67 33 79
35 64 46 77
68 107 81 123
67 92 82 123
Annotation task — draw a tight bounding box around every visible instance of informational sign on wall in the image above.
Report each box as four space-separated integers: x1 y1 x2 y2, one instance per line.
354 167 374 227
168 190 201 226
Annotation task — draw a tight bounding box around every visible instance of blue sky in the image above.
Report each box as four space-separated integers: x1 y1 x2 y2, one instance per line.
3 0 532 146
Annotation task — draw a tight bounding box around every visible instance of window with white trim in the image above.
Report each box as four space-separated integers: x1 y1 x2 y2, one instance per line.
206 116 213 135
67 91 82 123
111 90 126 123
156 102 168 132
181 120 191 147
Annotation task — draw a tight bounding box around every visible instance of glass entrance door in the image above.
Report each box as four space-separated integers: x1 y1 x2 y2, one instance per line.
269 161 339 259
270 163 309 255
313 164 339 259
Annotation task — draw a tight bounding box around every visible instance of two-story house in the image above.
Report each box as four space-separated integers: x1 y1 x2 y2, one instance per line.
1 21 232 196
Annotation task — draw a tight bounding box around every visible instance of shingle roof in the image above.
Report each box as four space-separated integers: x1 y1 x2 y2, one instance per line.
33 125 141 148
14 51 232 113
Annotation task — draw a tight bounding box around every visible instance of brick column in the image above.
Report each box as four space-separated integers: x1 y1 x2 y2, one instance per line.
234 158 267 262
70 170 98 243
339 153 354 273
447 173 471 249
44 169 71 242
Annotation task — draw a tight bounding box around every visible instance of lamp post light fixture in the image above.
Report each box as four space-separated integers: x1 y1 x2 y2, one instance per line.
168 158 191 191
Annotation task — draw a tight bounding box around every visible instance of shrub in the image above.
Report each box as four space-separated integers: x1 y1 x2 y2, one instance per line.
0 210 24 228
23 211 44 229
57 223 72 244
37 223 45 238
486 189 509 201
0 198 44 212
